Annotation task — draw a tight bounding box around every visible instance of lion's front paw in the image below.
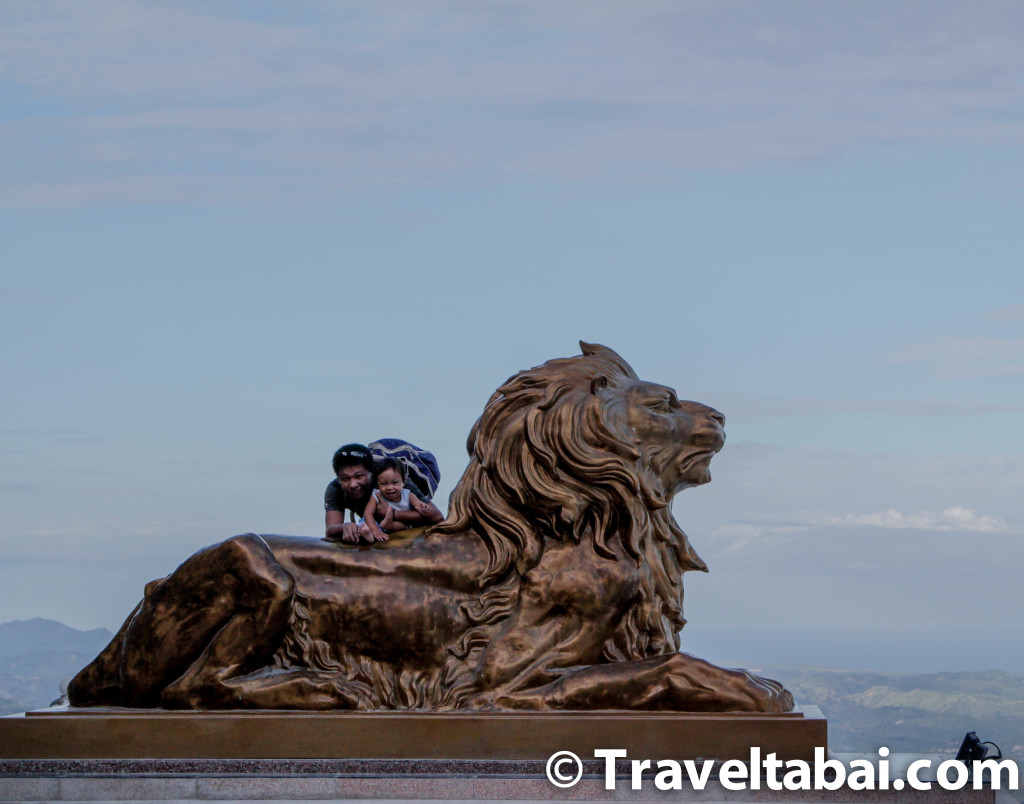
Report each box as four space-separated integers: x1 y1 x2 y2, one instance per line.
738 670 794 713
664 653 795 713
714 667 794 713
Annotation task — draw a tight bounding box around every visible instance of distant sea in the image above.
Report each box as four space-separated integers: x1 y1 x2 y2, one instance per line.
681 629 1024 676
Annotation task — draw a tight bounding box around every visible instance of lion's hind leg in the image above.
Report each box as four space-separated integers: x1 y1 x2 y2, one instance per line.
154 534 296 709
194 668 374 710
67 601 144 706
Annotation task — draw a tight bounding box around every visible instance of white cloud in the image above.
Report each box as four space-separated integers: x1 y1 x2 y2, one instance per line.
984 304 1024 322
707 506 1009 554
2 1 1024 204
813 505 1009 533
885 336 1024 379
708 521 810 554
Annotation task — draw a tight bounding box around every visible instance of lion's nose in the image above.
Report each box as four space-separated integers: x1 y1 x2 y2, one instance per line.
709 409 725 427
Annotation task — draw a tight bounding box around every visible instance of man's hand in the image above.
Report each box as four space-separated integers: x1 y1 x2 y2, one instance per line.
326 510 363 543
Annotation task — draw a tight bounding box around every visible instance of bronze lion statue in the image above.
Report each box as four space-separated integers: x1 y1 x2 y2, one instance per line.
69 343 793 713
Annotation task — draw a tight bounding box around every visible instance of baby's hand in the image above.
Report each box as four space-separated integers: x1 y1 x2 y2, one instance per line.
411 495 442 522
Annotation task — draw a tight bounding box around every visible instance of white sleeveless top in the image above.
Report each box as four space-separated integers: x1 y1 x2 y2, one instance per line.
373 488 412 512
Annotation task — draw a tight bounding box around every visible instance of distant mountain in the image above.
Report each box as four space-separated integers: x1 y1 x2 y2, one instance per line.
0 618 113 713
763 664 1024 803
762 664 1024 755
0 618 113 657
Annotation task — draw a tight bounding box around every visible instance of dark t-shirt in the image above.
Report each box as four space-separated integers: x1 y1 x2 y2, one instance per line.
324 479 372 519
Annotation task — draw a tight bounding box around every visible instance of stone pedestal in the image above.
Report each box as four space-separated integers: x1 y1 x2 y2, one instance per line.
0 704 826 761
0 756 1008 803
1 705 1007 802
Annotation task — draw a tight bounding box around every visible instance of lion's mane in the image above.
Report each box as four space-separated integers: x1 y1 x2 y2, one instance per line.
277 342 712 709
436 342 708 664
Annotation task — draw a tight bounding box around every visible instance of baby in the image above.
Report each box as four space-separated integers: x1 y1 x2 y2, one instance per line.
358 457 443 542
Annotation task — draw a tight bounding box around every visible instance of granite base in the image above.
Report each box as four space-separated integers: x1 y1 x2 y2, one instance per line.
0 756 1007 802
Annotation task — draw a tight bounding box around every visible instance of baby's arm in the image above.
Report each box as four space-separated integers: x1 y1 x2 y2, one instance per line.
361 495 390 542
410 494 444 525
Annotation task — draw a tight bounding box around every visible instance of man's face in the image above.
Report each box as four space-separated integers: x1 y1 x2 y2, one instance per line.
336 464 373 499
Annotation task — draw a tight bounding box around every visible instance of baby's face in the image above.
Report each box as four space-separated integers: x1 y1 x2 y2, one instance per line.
377 468 405 503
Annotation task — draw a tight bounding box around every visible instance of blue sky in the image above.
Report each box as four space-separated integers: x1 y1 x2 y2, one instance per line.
1 1 1022 673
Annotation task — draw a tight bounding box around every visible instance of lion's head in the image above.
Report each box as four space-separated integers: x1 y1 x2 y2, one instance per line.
435 342 725 657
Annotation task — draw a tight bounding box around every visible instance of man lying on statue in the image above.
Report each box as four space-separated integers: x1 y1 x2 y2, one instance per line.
324 443 441 544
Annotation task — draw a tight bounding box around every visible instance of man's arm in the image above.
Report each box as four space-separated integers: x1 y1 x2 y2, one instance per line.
325 510 360 542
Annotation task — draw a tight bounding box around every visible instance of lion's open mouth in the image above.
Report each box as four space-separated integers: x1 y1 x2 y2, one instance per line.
677 449 717 471
672 446 721 488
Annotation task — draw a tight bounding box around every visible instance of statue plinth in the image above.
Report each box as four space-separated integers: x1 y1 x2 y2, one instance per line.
1 705 825 761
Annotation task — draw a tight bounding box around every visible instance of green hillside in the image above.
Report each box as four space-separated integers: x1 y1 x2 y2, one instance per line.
0 651 106 712
0 619 113 712
763 665 1024 802
763 665 1024 754
0 618 113 657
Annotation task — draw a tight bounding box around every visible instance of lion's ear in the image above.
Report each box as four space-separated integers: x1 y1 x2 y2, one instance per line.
590 374 609 394
579 341 639 380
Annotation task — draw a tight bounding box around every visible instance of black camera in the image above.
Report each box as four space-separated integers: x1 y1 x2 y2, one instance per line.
956 731 1001 763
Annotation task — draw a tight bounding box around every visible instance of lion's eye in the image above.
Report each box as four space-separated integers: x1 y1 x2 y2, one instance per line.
645 398 672 411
